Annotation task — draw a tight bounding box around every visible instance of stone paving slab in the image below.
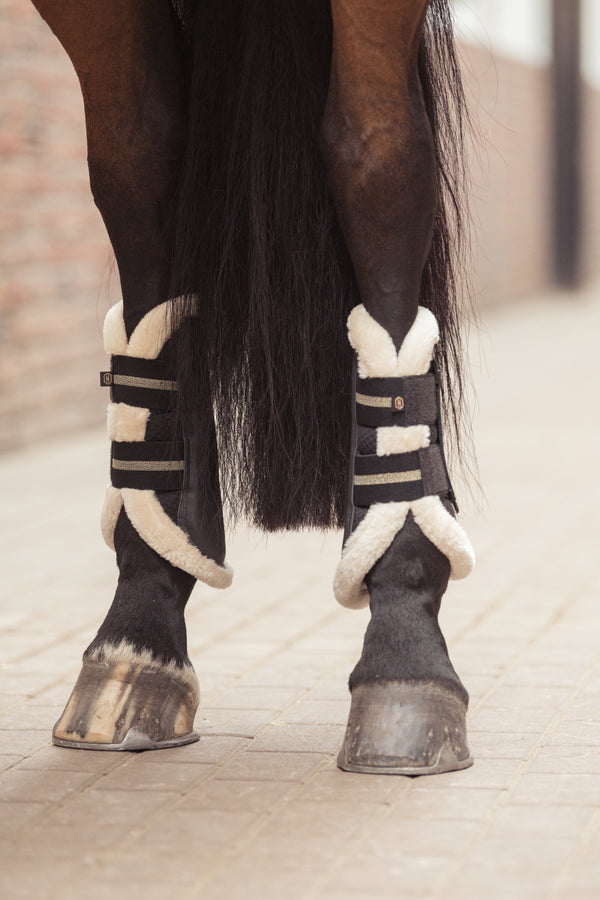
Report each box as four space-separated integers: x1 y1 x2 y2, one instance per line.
1 288 600 898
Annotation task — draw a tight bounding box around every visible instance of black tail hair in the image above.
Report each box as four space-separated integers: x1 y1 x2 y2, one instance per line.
169 0 472 531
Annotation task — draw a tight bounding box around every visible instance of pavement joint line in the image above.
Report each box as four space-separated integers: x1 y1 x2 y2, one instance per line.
189 596 292 650
5 623 99 667
303 774 415 900
7 736 253 869
186 547 336 618
195 606 353 692
469 586 599 715
178 755 333 898
0 753 41 781
197 636 356 708
194 601 342 658
0 752 129 838
205 683 315 713
56 726 274 861
0 671 71 703
449 585 518 648
547 806 600 898
69 742 329 897
428 659 600 897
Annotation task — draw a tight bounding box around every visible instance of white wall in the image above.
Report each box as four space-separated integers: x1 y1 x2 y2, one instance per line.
455 0 600 87
582 0 600 88
454 0 550 66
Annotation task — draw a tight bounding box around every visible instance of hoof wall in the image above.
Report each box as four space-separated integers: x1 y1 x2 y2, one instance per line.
337 682 472 776
52 656 200 752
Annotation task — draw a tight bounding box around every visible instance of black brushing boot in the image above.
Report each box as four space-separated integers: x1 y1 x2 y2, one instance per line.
335 304 475 775
53 300 232 750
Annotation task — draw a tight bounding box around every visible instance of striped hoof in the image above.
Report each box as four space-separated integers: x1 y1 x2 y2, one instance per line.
337 681 472 776
52 653 199 751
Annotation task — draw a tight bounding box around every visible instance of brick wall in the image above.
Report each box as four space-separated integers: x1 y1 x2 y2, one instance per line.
1 4 597 454
0 2 115 454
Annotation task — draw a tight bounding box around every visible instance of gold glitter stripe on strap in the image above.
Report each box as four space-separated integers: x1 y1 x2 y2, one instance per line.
113 374 177 391
354 469 421 486
112 459 184 472
356 392 405 412
355 392 390 409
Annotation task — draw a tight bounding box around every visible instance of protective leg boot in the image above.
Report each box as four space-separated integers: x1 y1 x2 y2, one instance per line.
53 301 232 751
335 305 475 775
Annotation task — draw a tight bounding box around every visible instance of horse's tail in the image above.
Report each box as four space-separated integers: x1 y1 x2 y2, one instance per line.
169 0 472 532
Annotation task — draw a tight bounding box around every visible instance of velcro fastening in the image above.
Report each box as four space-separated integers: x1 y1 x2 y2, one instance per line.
102 356 177 410
353 446 449 506
355 373 437 427
111 440 184 491
419 444 451 496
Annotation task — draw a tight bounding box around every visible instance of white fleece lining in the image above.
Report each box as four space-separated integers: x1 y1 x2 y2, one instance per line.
126 301 172 360
334 503 410 609
87 639 200 702
104 300 175 360
412 495 475 581
122 488 233 589
103 297 192 360
101 486 124 551
347 305 439 378
335 499 475 609
335 304 474 609
376 425 430 456
101 300 233 589
107 403 149 443
103 302 128 356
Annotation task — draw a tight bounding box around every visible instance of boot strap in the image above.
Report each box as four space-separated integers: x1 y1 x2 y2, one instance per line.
101 356 177 410
353 446 450 506
352 365 457 509
111 440 184 491
355 373 437 427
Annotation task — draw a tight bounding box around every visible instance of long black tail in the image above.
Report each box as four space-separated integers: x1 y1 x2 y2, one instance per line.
169 0 471 532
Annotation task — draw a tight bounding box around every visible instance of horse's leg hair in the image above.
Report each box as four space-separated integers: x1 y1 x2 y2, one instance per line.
30 0 187 337
321 0 434 350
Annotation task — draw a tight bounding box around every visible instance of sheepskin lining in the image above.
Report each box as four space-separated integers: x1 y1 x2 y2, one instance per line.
100 300 232 588
335 305 474 609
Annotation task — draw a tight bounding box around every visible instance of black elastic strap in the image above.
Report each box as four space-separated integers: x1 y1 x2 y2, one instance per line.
110 440 184 491
352 446 449 506
101 356 177 410
355 373 437 427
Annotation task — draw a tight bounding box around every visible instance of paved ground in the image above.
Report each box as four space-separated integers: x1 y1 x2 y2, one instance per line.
1 289 599 899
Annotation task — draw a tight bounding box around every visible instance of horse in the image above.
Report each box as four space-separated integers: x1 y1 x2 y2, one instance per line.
30 0 475 774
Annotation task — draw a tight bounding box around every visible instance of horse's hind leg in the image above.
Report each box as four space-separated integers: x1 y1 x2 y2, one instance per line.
321 0 475 774
31 0 231 749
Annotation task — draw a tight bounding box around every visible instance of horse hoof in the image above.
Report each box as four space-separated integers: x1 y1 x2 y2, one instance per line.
52 656 200 751
337 681 472 775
